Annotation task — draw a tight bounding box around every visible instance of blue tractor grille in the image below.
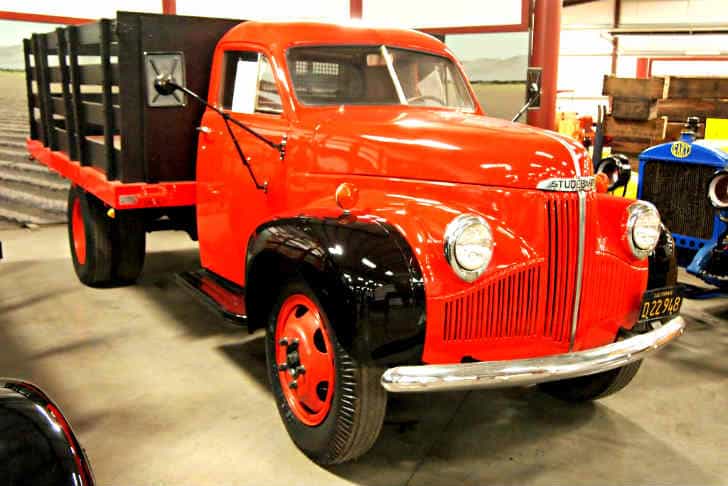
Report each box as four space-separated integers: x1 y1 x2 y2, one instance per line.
641 161 715 240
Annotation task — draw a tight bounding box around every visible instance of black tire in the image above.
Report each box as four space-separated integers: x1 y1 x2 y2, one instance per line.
111 209 146 284
265 280 387 465
539 360 643 402
67 185 113 287
67 185 145 287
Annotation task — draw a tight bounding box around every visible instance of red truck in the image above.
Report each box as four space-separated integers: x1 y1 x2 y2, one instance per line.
24 12 684 464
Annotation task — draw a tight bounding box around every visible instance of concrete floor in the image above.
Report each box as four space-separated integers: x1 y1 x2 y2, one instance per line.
0 225 726 486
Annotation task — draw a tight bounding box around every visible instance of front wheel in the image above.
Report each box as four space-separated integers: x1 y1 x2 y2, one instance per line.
539 360 643 402
265 281 387 464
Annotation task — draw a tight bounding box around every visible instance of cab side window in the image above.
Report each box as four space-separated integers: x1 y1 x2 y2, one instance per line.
220 51 283 114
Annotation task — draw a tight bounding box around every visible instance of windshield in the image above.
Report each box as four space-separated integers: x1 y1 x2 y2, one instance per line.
287 45 475 111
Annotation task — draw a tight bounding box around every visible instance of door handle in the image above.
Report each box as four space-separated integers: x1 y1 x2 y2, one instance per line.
196 125 212 134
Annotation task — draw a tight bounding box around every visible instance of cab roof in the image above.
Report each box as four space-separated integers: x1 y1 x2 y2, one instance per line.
218 20 447 53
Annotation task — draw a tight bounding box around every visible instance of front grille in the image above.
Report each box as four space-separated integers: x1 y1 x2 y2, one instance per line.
579 252 640 326
642 161 715 240
442 194 579 343
443 264 541 341
544 193 579 343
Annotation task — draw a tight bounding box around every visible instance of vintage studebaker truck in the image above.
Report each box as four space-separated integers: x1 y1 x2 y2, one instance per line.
24 12 684 464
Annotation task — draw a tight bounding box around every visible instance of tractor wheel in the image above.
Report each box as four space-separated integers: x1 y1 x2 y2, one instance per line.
265 280 387 464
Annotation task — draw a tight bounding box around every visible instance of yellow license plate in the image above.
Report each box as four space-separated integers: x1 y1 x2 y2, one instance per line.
638 287 682 322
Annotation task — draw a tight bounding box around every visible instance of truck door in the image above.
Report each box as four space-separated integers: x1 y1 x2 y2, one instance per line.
196 48 289 285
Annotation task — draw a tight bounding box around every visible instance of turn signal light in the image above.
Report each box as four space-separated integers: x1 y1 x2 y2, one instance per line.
335 183 359 210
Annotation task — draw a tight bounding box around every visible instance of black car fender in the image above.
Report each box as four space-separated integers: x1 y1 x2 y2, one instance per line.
246 216 426 366
0 380 93 486
648 224 678 289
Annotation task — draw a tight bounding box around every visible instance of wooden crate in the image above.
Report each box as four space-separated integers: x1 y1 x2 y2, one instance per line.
666 76 728 99
665 122 706 141
610 139 653 157
611 97 658 121
603 75 666 99
605 116 668 141
657 98 728 122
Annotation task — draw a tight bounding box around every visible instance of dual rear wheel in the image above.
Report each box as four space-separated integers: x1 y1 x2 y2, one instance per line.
67 185 146 287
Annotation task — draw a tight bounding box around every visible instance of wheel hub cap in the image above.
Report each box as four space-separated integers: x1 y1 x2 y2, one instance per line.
275 294 335 426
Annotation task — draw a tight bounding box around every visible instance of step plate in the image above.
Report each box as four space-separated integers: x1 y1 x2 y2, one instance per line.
176 270 247 324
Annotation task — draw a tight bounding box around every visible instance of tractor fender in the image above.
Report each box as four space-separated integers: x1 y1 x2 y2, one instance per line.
246 216 426 366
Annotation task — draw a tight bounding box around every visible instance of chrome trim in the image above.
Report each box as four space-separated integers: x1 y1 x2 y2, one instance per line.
626 201 661 259
381 316 686 393
443 214 494 283
708 170 728 209
381 45 407 105
570 192 587 350
536 176 595 192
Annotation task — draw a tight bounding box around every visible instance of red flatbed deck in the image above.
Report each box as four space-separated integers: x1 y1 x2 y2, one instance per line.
28 139 196 210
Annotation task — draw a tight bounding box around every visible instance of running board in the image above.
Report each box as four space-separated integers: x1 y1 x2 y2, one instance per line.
176 270 248 324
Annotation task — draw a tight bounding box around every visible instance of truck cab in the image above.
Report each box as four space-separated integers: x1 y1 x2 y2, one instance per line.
24 13 685 465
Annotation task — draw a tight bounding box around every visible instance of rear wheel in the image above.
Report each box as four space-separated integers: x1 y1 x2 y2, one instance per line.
111 210 146 284
265 281 387 464
68 185 112 286
67 185 145 287
539 360 643 402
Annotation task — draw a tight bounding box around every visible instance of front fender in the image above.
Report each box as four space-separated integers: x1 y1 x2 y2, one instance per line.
648 225 678 290
246 216 426 365
0 380 93 486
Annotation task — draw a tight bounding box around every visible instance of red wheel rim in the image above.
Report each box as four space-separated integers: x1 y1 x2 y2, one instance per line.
275 294 335 426
71 197 86 265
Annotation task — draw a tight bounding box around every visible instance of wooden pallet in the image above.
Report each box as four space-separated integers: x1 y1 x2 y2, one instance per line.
603 75 728 154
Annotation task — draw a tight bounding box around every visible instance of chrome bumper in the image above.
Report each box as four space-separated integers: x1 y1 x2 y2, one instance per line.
381 316 686 393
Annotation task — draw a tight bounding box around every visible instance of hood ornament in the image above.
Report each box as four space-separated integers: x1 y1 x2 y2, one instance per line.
537 176 595 192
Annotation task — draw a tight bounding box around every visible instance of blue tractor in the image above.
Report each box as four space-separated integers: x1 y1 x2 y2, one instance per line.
637 118 728 289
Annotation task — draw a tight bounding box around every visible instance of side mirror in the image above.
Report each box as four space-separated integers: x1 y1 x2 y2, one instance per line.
145 52 186 107
525 67 542 109
596 154 631 192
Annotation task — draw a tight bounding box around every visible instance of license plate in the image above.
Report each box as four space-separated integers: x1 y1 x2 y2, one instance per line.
638 286 682 323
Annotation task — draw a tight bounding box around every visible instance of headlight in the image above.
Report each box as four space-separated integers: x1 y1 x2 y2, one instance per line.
708 170 728 208
626 201 661 258
444 214 494 282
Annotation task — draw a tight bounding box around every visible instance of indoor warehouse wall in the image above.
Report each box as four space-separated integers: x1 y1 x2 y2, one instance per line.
558 0 728 118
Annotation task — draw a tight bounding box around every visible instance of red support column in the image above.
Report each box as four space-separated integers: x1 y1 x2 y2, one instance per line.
350 0 362 19
527 0 562 131
162 0 177 15
610 0 621 75
636 57 650 78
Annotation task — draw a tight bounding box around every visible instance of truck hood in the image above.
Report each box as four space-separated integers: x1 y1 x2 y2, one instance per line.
306 107 592 189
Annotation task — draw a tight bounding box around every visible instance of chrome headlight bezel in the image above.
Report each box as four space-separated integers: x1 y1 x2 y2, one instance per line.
444 214 494 282
708 170 728 209
626 201 661 259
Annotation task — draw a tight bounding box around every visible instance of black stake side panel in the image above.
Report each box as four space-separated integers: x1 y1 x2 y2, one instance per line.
24 11 241 185
26 20 120 175
117 12 241 183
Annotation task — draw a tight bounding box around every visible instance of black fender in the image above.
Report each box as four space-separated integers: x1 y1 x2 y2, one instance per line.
648 224 678 290
0 380 94 486
246 216 426 366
